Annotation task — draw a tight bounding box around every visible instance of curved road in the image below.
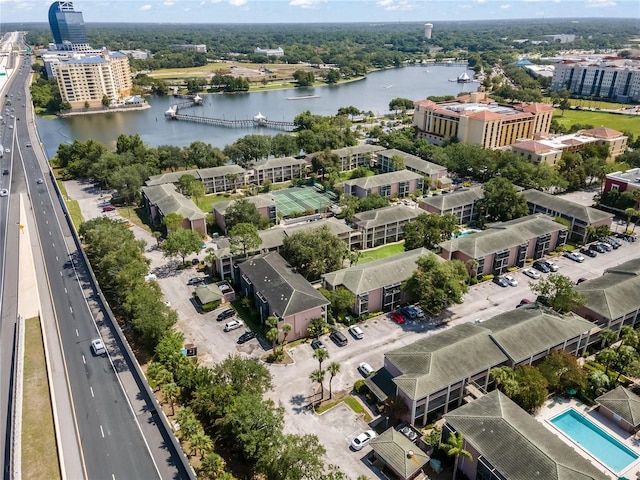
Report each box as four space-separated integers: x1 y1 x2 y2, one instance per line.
1 36 190 480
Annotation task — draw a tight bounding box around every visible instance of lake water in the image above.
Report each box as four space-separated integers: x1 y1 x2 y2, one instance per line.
35 64 475 156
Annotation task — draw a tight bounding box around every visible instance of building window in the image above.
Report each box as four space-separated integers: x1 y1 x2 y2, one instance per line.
382 283 401 312
358 292 369 315
380 184 391 197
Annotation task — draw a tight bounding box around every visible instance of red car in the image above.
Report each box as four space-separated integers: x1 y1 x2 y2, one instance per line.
390 311 405 324
102 205 116 212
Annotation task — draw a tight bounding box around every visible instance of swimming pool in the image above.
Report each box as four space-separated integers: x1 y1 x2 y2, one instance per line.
550 409 638 473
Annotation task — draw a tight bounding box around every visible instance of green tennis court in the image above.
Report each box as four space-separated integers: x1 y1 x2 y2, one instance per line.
273 187 334 216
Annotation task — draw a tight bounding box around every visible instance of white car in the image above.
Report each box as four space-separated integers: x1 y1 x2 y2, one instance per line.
348 325 364 339
91 338 106 355
503 275 518 287
0 189 8 197
224 319 244 332
351 430 377 451
358 362 375 376
522 268 540 280
564 251 585 263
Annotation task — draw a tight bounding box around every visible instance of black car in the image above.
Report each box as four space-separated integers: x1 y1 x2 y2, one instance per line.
600 237 619 249
532 261 550 273
237 331 256 344
580 247 597 258
216 308 235 321
589 243 607 254
311 338 326 350
493 276 509 287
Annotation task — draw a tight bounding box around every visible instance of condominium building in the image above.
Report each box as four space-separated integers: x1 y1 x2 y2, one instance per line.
413 91 554 148
551 57 640 103
54 51 132 109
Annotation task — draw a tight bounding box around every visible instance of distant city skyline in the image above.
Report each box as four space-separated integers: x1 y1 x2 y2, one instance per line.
1 0 638 25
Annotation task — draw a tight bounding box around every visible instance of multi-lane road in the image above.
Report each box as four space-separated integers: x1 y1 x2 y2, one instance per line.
0 35 191 480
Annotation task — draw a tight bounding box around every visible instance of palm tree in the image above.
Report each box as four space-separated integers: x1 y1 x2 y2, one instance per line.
226 173 239 193
281 323 292 345
588 370 610 396
199 452 226 479
204 247 217 275
444 432 473 480
617 325 639 351
189 430 214 458
161 382 180 416
176 407 200 440
146 362 173 392
599 328 617 348
309 368 326 405
313 347 329 371
625 208 636 232
596 348 619 376
152 231 162 247
327 362 341 399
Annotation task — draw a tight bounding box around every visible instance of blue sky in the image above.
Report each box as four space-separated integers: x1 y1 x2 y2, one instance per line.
2 0 638 24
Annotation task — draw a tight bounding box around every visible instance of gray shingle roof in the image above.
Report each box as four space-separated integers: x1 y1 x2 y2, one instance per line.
596 386 640 428
523 189 613 224
419 186 484 211
575 258 640 321
343 169 423 189
213 194 276 215
483 308 594 363
146 169 199 186
196 164 245 179
238 252 329 318
322 248 431 295
378 148 447 176
439 214 567 259
142 184 205 221
353 204 420 229
388 323 509 401
370 428 430 479
194 284 224 304
330 144 385 157
253 157 306 170
258 219 356 251
445 391 610 480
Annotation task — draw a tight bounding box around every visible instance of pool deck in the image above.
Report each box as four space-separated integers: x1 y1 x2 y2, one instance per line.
535 396 640 479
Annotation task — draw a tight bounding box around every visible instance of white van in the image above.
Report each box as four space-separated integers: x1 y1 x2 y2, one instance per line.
224 319 244 332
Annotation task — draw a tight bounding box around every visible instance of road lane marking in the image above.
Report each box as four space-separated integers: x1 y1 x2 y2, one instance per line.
90 387 94 398
64 288 67 293
82 355 86 364
100 425 105 438
75 329 79 337
70 306 73 314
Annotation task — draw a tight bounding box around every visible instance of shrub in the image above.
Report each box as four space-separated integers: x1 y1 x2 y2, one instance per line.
201 300 221 312
354 379 368 394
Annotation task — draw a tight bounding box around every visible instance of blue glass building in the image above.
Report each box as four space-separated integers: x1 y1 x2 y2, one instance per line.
48 1 88 48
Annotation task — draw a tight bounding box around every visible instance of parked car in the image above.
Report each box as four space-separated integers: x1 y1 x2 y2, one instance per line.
564 251 585 263
216 308 235 321
493 276 509 288
589 243 607 254
358 362 375 377
237 331 256 344
390 311 405 325
522 268 541 279
91 338 106 356
36 178 43 184
187 277 206 286
616 233 636 243
351 430 377 451
600 237 619 249
532 261 550 273
503 275 518 287
543 260 559 272
348 325 364 339
191 258 200 265
310 338 326 350
597 242 612 252
580 247 597 258
402 305 424 319
516 298 532 308
223 319 244 332
0 189 8 197
101 205 116 212
329 330 348 346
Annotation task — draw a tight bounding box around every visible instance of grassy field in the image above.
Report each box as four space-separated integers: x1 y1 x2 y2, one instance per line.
197 192 244 214
542 97 627 111
150 61 305 80
357 242 406 265
22 317 61 480
553 110 640 137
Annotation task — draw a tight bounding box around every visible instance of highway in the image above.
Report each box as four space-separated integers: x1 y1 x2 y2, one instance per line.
0 34 190 480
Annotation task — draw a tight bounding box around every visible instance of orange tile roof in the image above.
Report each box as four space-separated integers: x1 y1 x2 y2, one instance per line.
466 110 504 121
511 140 554 154
414 99 437 108
580 126 624 139
562 138 583 146
518 103 555 113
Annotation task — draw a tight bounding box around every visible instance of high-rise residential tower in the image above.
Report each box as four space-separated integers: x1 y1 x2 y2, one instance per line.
48 1 88 50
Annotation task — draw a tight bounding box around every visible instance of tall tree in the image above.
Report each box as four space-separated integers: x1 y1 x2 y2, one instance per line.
513 366 548 413
403 212 460 250
529 273 585 313
478 177 529 223
224 198 264 230
313 347 329 371
538 350 586 395
162 228 202 264
281 226 348 281
443 432 472 480
403 254 469 315
327 362 341 399
229 222 262 257
310 369 326 403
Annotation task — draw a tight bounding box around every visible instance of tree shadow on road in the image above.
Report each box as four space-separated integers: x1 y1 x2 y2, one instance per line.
290 393 312 414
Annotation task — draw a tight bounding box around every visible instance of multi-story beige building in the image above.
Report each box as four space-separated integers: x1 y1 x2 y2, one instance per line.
54 50 132 109
413 91 554 149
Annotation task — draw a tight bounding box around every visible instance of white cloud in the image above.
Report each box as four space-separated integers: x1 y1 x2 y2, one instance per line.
290 0 327 7
377 0 416 11
139 4 152 10
500 3 511 7
163 0 175 5
473 0 487 3
228 0 247 5
586 0 616 6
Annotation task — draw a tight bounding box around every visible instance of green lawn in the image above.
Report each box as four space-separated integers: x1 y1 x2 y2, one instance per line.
543 97 627 111
357 242 406 265
196 192 244 214
553 110 640 137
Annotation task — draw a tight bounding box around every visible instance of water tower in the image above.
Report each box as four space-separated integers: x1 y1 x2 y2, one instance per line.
424 23 433 40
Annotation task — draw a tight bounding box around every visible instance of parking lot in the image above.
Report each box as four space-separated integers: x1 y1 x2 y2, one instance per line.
66 178 640 478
